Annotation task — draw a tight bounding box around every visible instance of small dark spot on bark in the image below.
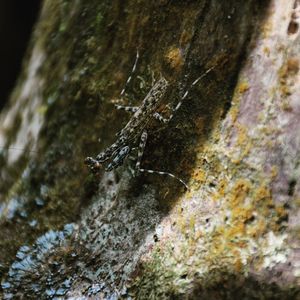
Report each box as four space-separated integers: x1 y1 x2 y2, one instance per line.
114 172 120 183
244 215 255 224
288 179 296 196
209 182 216 188
276 213 289 225
106 179 114 185
287 20 299 35
221 100 232 119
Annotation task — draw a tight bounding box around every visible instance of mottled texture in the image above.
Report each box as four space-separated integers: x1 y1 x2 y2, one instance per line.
0 0 299 299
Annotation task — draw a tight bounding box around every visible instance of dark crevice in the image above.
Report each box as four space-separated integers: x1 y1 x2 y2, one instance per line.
0 1 41 110
288 179 297 196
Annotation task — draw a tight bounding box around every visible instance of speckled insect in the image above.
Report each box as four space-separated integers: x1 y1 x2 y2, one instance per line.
85 51 214 189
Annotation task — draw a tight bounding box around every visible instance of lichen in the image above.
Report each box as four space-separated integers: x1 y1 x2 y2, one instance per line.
1 0 299 299
1 224 76 298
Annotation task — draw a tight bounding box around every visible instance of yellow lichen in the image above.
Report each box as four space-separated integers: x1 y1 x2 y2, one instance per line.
237 81 250 94
263 46 270 56
236 123 249 146
217 178 227 198
192 168 206 184
164 47 184 72
262 20 272 39
247 219 266 238
229 179 251 206
287 57 299 74
230 106 239 123
254 184 271 202
278 58 299 98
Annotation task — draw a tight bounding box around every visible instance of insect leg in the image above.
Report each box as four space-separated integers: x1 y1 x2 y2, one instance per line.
85 136 128 172
114 105 139 113
84 156 101 173
181 65 216 101
156 65 218 124
153 112 171 124
136 131 189 190
135 131 148 172
120 50 140 97
95 137 125 162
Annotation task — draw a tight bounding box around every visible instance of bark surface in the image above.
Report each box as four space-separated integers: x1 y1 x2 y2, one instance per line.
0 0 299 299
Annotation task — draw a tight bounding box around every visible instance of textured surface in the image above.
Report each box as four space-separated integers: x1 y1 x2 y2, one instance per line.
0 0 299 299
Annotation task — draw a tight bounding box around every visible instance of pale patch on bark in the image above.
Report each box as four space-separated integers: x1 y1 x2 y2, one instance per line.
0 45 45 164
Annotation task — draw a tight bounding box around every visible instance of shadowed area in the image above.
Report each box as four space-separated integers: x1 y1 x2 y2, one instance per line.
0 1 41 109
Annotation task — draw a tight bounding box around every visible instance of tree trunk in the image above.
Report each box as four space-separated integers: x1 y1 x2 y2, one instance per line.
0 0 299 298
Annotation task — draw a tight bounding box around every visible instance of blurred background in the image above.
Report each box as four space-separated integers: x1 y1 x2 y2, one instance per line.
0 1 41 110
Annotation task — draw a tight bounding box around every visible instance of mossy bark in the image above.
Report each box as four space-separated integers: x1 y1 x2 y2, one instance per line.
0 0 299 299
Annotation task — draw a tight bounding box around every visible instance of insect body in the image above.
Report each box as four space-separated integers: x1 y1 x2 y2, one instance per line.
85 52 215 189
84 76 185 184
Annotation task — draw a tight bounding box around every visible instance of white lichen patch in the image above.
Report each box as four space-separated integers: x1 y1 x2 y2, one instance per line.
261 231 290 269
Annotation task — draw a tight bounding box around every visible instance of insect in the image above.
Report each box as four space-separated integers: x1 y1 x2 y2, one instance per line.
85 51 215 189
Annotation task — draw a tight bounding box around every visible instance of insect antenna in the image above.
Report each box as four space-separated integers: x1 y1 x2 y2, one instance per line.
120 50 140 97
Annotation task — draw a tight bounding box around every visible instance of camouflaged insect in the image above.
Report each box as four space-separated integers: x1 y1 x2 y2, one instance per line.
85 51 215 189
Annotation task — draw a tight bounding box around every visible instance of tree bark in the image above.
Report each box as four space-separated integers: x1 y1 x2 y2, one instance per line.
0 0 299 299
